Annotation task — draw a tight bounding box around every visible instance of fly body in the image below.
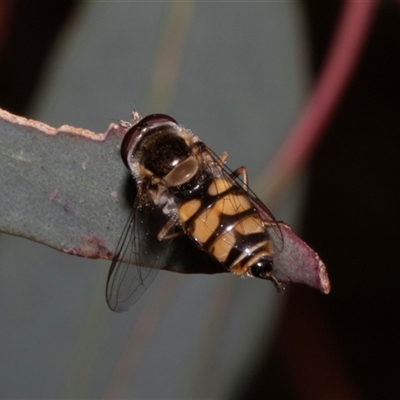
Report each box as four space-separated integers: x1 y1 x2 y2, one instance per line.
106 113 284 312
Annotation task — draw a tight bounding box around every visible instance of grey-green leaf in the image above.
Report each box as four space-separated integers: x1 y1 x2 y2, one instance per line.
0 108 128 260
0 108 329 293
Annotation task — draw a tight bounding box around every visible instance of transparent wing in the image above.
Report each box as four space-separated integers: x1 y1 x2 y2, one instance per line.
106 192 173 312
203 145 284 255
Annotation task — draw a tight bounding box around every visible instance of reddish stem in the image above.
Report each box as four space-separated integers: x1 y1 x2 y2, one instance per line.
263 0 379 205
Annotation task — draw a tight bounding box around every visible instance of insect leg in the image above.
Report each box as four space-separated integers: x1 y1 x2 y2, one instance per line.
270 275 285 293
218 152 228 164
231 166 248 191
201 146 228 167
157 219 183 240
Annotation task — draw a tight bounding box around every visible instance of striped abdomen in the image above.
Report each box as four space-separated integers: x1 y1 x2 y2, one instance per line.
178 177 273 275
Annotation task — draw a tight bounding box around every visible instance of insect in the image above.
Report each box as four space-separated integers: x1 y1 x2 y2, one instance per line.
106 113 285 312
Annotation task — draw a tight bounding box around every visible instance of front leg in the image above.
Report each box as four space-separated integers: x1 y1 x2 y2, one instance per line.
231 166 249 191
218 151 228 164
157 219 184 240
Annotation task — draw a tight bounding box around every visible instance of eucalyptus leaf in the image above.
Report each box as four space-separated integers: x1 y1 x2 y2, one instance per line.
0 107 128 260
0 108 329 293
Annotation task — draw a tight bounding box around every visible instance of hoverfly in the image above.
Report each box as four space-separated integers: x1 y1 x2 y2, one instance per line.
106 113 285 312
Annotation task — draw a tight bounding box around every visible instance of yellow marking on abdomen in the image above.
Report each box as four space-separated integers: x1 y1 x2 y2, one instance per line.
208 178 232 196
235 215 264 235
191 207 221 243
209 230 236 262
179 199 201 222
214 194 251 215
181 184 271 272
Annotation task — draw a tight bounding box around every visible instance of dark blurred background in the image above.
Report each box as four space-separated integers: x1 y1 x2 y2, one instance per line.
248 2 400 399
1 1 399 399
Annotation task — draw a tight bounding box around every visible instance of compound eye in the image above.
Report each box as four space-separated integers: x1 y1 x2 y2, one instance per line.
120 114 178 169
142 114 178 126
250 258 273 279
